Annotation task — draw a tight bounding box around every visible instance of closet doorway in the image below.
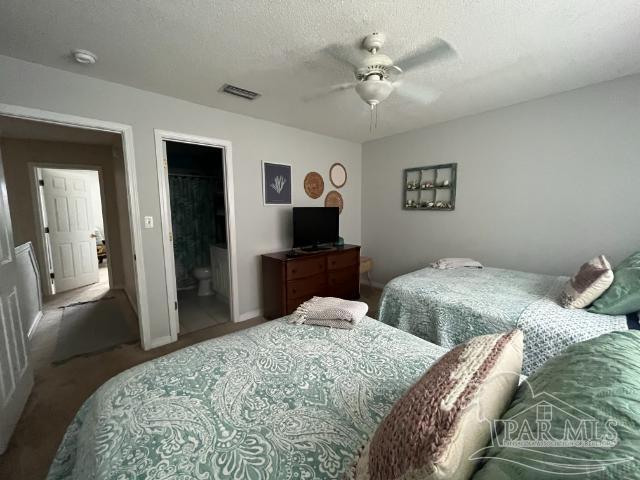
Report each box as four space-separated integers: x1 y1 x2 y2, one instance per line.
155 131 238 338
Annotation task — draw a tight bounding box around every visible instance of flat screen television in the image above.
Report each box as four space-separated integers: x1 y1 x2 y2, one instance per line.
292 207 339 250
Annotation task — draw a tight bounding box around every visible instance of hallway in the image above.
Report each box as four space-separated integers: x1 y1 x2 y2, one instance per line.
31 263 138 368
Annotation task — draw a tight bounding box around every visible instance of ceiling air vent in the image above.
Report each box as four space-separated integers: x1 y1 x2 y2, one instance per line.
220 84 261 100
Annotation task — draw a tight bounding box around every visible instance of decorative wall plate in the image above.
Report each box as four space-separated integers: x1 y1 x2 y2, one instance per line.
329 163 347 188
303 171 324 199
324 190 344 213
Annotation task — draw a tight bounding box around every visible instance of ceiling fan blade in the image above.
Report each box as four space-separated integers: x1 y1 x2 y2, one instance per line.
393 80 441 105
322 43 364 71
302 82 357 102
394 37 456 73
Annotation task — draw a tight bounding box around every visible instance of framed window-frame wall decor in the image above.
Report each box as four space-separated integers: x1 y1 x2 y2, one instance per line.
403 162 457 210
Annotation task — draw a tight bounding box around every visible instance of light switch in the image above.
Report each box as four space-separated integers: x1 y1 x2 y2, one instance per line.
144 216 154 228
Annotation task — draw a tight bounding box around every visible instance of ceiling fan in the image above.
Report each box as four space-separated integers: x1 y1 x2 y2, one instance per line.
304 32 457 129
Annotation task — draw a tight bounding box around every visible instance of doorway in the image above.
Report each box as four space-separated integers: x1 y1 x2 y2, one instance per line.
34 167 110 296
155 130 239 339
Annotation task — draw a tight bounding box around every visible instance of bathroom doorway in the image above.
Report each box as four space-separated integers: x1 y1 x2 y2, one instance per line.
160 136 235 334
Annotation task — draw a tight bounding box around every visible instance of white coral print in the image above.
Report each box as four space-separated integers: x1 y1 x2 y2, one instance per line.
270 175 287 194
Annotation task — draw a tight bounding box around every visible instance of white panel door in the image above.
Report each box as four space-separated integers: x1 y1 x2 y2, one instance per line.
41 169 99 292
0 145 33 454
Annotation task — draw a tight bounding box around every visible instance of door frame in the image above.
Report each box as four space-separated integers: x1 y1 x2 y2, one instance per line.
29 164 113 295
0 103 152 349
154 129 239 340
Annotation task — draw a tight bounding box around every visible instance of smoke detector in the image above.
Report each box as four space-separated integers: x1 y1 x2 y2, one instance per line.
72 49 97 65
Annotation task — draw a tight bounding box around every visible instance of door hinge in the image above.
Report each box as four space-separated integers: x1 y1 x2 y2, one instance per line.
38 179 45 186
169 232 173 242
174 301 178 310
50 272 55 279
164 158 168 169
44 227 50 234
133 253 137 261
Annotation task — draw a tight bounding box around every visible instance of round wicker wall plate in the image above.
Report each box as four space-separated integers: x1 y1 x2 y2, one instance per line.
329 163 347 188
303 171 324 199
324 190 344 213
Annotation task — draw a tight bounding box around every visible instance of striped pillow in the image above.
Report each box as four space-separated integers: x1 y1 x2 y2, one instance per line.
350 330 523 480
559 255 614 309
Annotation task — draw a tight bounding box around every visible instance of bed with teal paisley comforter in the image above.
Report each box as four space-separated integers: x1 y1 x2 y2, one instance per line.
47 317 446 480
378 267 627 375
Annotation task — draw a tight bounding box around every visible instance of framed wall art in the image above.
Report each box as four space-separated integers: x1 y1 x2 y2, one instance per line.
263 161 292 205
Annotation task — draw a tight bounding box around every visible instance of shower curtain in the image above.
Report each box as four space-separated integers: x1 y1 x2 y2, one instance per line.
169 175 216 289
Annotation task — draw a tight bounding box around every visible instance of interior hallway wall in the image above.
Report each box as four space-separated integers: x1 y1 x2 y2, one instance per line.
0 138 133 296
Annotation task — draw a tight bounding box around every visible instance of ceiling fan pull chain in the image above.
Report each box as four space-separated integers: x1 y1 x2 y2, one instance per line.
369 104 374 133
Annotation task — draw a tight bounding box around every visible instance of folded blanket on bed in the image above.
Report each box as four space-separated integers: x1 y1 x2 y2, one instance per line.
290 296 368 329
430 257 483 269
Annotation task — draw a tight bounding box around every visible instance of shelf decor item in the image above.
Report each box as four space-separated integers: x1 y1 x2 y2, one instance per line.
329 162 347 188
403 163 457 210
263 161 292 205
303 171 324 199
325 190 344 213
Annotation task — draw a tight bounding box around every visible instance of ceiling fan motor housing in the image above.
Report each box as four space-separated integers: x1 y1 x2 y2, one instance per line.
355 53 394 80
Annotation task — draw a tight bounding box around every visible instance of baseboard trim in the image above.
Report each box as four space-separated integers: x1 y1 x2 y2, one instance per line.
27 311 43 340
370 281 386 289
147 334 173 350
238 309 262 322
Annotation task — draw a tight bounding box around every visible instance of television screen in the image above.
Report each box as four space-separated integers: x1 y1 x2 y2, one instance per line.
292 207 339 249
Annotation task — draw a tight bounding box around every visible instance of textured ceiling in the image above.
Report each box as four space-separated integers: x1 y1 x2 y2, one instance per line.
0 0 639 143
0 116 120 145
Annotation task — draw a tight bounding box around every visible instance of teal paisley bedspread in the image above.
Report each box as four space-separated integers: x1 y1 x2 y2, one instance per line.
47 318 446 480
378 267 627 375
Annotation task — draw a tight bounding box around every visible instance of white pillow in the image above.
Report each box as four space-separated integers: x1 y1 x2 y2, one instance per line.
559 255 614 309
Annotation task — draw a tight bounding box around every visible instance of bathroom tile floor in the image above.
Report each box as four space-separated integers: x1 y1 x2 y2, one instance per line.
177 288 230 334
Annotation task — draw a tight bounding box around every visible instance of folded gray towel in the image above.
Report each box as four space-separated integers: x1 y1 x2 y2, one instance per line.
290 296 369 329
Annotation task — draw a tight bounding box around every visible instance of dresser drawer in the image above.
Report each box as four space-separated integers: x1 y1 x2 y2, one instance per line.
327 249 359 271
286 257 326 280
328 266 358 287
287 274 326 299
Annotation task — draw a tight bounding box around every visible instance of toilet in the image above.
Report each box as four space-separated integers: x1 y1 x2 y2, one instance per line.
193 266 213 296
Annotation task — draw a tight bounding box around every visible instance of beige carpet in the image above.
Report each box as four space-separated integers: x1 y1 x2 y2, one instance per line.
0 285 382 480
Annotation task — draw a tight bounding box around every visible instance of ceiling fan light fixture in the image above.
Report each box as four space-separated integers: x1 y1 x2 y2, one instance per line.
355 78 393 106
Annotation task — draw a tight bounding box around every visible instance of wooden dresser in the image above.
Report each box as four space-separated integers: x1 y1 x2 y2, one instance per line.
262 244 361 319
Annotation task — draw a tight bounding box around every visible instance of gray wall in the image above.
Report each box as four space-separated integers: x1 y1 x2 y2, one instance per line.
362 74 640 284
0 55 361 346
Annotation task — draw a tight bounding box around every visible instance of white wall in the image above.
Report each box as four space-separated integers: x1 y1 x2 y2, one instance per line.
362 74 640 284
0 55 362 345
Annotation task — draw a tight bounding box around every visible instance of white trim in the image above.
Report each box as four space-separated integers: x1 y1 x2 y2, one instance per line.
0 103 152 350
148 334 174 350
262 161 292 206
14 241 43 339
239 309 262 322
153 129 240 343
27 311 43 340
370 281 386 289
